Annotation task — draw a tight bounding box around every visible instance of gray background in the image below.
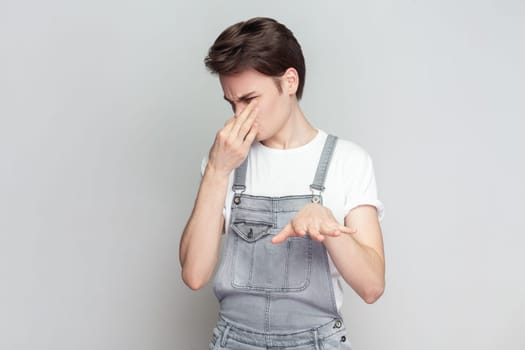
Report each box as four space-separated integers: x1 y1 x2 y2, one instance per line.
1 0 524 349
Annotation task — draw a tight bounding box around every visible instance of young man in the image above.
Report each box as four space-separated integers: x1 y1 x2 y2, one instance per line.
179 17 385 349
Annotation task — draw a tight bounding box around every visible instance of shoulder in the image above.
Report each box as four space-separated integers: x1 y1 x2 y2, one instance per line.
330 134 373 169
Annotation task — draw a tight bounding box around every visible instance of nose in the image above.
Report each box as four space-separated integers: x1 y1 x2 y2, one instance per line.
233 102 249 116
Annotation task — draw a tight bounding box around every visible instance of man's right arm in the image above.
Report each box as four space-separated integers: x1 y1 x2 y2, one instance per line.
179 99 259 290
179 165 229 290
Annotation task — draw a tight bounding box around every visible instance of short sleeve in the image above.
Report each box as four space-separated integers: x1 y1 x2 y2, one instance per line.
200 156 208 177
344 153 385 221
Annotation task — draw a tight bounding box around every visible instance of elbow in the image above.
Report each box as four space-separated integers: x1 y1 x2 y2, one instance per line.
362 282 385 304
185 280 206 291
181 268 209 291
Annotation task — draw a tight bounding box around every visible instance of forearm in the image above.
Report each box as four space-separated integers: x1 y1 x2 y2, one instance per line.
324 234 384 303
179 165 229 290
272 202 385 302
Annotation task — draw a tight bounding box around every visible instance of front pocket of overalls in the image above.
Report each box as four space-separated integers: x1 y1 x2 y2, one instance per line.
230 221 312 292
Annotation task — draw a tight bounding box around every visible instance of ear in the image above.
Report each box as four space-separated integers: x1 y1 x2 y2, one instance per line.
282 68 299 96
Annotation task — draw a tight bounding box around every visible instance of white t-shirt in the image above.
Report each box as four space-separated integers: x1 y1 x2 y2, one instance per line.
201 129 384 311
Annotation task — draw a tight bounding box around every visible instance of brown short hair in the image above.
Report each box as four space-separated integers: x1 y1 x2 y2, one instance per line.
204 17 306 100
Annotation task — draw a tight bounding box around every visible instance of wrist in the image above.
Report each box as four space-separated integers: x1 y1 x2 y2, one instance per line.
204 162 231 183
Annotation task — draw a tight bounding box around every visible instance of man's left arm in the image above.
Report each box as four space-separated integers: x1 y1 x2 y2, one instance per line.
323 204 385 304
272 203 385 304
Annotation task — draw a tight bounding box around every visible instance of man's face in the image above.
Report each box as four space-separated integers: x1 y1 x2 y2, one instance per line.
220 68 293 142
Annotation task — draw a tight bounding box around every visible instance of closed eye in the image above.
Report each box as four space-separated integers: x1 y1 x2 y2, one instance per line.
227 97 257 113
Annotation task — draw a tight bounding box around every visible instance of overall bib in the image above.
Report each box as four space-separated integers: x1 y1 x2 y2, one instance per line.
210 135 352 350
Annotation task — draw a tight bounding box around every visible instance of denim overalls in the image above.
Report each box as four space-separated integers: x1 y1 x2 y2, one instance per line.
210 135 352 350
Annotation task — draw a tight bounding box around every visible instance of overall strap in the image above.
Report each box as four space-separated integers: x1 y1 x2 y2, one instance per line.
232 158 248 202
232 134 338 202
310 134 338 194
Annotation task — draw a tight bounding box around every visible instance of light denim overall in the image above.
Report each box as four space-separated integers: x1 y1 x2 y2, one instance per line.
210 135 352 350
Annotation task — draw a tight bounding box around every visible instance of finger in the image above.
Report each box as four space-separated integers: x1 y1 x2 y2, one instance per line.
272 223 296 244
294 226 307 237
321 227 357 238
338 225 358 235
216 118 236 140
325 230 342 237
319 223 343 237
305 226 322 242
237 98 258 118
238 107 258 139
242 122 258 145
289 218 307 237
231 99 258 136
307 227 325 242
235 106 258 139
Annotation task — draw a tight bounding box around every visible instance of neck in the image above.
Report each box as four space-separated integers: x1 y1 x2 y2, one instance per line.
260 104 317 150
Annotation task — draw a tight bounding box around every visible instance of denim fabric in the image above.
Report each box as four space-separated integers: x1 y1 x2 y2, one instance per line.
208 317 352 350
211 135 353 348
214 193 340 331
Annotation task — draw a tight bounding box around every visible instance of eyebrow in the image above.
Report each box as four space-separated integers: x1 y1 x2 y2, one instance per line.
223 91 257 103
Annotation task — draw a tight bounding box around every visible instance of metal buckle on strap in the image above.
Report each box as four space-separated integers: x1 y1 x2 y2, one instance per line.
310 185 324 204
232 185 245 205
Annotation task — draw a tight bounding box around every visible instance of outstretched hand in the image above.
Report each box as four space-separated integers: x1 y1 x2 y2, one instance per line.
272 203 357 244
